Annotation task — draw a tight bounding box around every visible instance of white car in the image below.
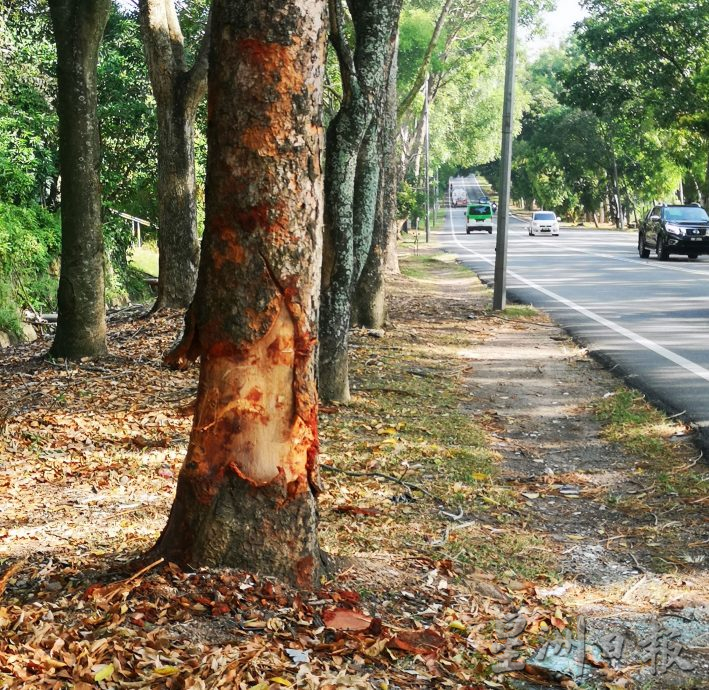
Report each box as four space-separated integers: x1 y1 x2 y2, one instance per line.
528 211 560 236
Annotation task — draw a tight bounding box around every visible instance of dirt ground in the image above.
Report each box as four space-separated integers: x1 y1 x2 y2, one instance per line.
0 246 707 689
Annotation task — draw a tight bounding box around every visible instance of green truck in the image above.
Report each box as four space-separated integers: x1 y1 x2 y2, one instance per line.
465 202 494 234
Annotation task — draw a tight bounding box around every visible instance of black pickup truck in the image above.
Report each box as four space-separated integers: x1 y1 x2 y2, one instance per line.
638 204 709 260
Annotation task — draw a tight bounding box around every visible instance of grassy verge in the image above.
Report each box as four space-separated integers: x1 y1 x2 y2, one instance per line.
593 386 707 568
594 388 686 461
319 253 558 581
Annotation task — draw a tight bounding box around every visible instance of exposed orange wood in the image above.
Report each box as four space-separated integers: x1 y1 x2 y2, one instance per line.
181 302 315 503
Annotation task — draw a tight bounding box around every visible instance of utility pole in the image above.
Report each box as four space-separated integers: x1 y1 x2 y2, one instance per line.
424 78 430 243
492 0 518 311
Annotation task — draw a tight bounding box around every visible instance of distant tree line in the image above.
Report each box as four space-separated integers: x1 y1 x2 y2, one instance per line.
480 0 709 227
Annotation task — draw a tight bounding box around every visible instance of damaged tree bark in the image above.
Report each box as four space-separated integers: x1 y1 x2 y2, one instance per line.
155 0 328 588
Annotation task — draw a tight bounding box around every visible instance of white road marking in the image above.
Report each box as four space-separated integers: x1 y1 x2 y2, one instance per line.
552 244 709 278
447 203 709 384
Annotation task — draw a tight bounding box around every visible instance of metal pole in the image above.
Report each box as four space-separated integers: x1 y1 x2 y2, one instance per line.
424 78 430 243
492 0 518 311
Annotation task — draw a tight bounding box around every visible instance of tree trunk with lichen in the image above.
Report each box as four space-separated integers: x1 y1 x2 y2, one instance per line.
48 0 110 360
353 37 399 328
318 0 403 403
155 0 327 588
139 0 209 311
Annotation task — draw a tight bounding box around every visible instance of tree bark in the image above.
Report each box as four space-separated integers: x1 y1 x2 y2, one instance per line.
318 0 403 403
352 121 381 283
353 36 399 328
48 0 110 360
139 0 209 311
153 0 327 588
703 149 709 211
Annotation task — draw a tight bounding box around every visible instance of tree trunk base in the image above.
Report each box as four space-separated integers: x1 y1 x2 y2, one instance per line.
352 285 386 330
154 471 324 589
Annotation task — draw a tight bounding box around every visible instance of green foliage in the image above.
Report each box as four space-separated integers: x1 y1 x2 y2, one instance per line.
0 278 22 337
98 8 158 220
396 180 425 220
565 0 709 208
0 6 57 206
0 202 60 315
397 0 552 181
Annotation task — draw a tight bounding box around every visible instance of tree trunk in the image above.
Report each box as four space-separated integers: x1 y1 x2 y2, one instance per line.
153 100 201 308
319 109 361 404
353 38 399 328
407 108 426 181
139 0 209 311
352 169 389 328
154 0 327 588
318 0 403 403
48 0 110 360
353 121 381 283
703 149 709 211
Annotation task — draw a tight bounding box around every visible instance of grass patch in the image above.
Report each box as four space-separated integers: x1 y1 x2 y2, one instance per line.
129 243 159 277
485 304 541 320
400 253 471 280
500 305 539 319
454 528 557 581
593 388 674 461
594 387 707 513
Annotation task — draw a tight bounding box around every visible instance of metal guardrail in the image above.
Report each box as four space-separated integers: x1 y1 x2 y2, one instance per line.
109 208 153 247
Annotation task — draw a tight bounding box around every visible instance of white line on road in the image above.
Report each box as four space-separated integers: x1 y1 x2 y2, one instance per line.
447 205 709 385
545 243 709 278
500 213 709 278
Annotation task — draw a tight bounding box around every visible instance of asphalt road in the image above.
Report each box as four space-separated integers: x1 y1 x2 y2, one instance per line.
442 175 709 447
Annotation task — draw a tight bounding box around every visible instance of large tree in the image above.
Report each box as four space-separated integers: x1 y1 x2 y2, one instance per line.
318 0 403 403
48 0 110 359
138 0 210 311
155 0 328 587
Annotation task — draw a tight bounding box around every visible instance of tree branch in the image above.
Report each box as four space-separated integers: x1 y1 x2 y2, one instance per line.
328 0 356 102
321 463 443 503
184 8 211 114
397 0 455 120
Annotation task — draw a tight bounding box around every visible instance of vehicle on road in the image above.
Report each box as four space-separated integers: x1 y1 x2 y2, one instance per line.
638 204 709 260
465 203 494 234
527 211 559 236
451 188 468 207
479 196 491 203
